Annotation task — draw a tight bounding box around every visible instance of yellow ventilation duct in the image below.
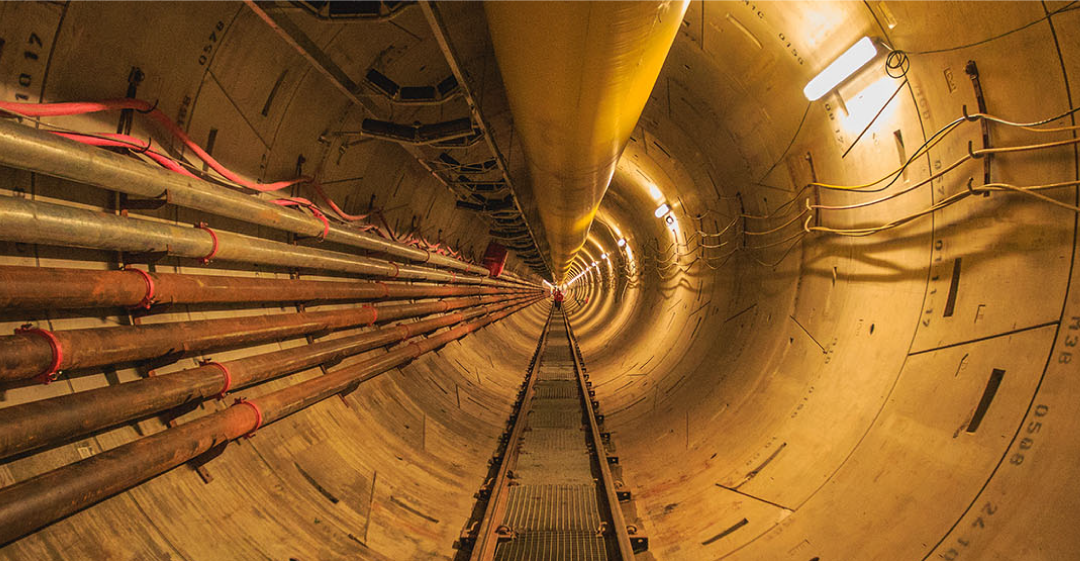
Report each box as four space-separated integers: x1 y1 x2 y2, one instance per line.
485 0 689 281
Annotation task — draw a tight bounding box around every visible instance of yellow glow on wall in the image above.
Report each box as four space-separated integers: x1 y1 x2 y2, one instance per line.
841 75 897 133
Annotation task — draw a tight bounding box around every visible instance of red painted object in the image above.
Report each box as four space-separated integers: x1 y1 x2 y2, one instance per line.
482 242 508 277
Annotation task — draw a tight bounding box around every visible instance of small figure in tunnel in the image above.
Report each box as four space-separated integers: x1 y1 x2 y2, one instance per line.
554 289 564 310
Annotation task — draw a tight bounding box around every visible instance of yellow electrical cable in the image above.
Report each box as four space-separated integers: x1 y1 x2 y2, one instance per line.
744 208 809 236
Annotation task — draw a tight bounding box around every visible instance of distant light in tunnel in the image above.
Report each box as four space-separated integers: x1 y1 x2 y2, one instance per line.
654 203 671 218
648 184 663 201
617 238 626 248
665 214 675 225
803 36 878 101
602 253 608 260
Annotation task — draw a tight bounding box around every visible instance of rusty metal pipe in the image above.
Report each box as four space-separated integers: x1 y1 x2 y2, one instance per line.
0 195 525 288
0 265 529 310
0 296 531 460
0 293 531 382
0 298 541 546
0 118 505 278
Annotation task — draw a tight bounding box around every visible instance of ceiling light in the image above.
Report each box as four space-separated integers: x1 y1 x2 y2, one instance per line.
617 238 626 248
602 253 608 259
803 36 878 101
648 184 663 201
654 203 671 218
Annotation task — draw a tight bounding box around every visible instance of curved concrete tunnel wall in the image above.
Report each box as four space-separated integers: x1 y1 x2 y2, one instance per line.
566 2 1080 560
1 2 1079 560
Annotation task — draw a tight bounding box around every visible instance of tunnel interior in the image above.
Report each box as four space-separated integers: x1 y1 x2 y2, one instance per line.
1 1 1079 560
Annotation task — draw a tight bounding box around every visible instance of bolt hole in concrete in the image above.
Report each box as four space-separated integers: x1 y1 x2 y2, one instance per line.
870 324 875 334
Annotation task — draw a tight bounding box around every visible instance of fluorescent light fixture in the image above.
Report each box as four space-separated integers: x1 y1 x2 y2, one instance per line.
617 238 626 248
592 261 598 267
648 184 663 201
803 36 878 101
654 203 671 218
602 253 608 259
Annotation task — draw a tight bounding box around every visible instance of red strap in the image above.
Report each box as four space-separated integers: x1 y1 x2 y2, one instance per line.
450 271 457 284
194 222 219 264
128 268 156 309
271 198 330 241
306 205 330 242
314 208 330 241
398 323 412 341
375 281 390 299
14 325 63 384
234 398 264 438
363 304 379 326
201 360 233 398
389 262 400 278
407 341 423 358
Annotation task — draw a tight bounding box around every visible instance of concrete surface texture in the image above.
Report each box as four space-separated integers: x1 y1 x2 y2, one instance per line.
0 1 1078 560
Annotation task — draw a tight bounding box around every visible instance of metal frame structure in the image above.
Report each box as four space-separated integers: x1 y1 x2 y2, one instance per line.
466 305 554 559
463 306 640 560
247 1 552 279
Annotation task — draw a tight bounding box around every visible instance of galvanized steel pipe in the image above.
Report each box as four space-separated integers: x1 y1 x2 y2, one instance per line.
0 195 521 287
0 118 503 278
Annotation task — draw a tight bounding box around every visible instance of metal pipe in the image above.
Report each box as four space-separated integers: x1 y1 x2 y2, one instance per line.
0 296 531 460
0 298 540 546
484 1 688 279
0 293 528 382
0 195 524 288
0 265 528 310
0 118 500 277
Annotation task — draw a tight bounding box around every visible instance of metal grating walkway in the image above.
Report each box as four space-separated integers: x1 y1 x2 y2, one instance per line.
492 310 616 561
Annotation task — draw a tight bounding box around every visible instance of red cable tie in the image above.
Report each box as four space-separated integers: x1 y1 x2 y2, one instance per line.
194 222 219 264
423 249 431 263
376 281 390 299
450 271 456 284
390 262 400 278
233 398 264 438
14 325 63 384
201 360 233 398
127 268 156 309
363 304 379 326
304 204 330 242
316 211 330 241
